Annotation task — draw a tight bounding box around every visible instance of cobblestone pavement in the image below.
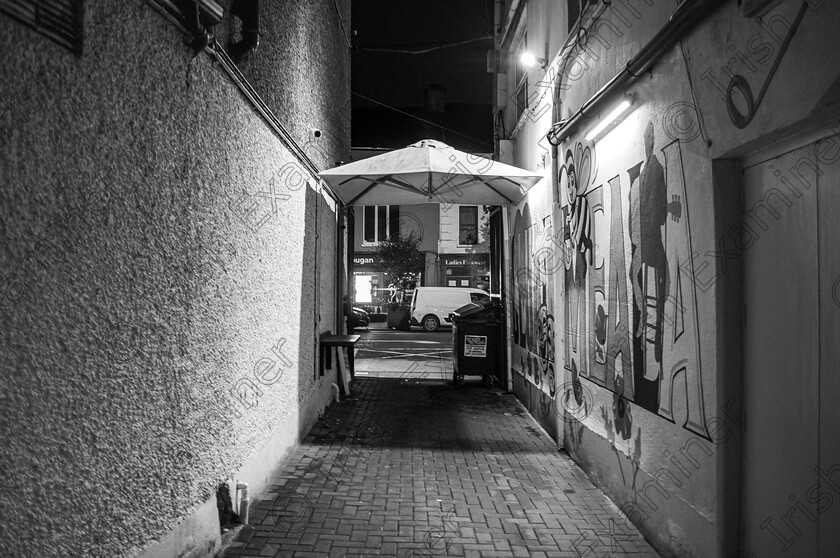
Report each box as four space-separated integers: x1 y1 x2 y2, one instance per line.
220 378 660 558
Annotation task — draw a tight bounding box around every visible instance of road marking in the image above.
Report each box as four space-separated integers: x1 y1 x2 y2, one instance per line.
380 354 452 360
357 339 444 344
357 349 451 359
359 350 451 360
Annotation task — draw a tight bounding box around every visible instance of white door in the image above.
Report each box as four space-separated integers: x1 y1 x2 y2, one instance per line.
741 129 840 557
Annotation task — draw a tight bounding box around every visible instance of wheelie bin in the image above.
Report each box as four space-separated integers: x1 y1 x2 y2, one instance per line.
450 299 502 387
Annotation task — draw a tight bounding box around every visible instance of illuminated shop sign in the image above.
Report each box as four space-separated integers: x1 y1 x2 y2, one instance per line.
442 254 489 267
353 256 377 266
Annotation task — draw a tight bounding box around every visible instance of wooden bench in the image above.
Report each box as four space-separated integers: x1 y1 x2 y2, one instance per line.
319 333 360 378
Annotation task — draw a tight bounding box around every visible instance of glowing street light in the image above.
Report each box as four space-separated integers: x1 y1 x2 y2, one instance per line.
520 51 547 70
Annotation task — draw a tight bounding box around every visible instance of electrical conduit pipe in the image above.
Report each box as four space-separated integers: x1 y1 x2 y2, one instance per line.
547 0 724 144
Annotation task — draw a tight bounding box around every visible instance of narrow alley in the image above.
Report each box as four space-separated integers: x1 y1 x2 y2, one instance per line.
220 377 659 558
3 1 840 557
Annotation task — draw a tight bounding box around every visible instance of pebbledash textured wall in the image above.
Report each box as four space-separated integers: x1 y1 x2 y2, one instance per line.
0 1 350 557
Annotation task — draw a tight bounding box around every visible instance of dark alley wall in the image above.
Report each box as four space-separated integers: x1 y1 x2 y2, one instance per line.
0 1 350 557
498 0 840 556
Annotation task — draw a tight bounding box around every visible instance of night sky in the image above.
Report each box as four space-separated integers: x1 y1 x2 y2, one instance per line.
351 0 495 151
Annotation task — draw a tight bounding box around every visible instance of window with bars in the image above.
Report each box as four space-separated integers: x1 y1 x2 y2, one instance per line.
459 206 479 245
363 205 400 244
0 0 84 55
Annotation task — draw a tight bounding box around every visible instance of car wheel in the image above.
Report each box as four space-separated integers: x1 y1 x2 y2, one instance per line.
422 315 440 332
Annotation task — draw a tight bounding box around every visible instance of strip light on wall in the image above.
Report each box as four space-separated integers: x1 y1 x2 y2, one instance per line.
584 98 633 141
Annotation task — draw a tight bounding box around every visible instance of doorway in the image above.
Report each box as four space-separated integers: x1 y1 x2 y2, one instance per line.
740 127 840 556
355 275 373 304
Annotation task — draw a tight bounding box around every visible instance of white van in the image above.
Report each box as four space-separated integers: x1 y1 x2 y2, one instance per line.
410 287 491 331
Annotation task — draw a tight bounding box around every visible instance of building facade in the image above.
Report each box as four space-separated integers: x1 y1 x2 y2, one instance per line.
494 0 840 556
0 1 350 557
350 202 492 311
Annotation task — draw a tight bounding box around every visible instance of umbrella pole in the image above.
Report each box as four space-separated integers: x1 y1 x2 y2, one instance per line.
427 171 433 201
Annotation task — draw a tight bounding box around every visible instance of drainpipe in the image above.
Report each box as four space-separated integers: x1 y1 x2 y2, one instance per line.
502 207 513 394
347 207 355 322
314 182 321 379
547 0 724 144
229 0 260 63
337 202 345 333
493 0 502 43
187 0 212 52
236 481 250 524
492 0 504 154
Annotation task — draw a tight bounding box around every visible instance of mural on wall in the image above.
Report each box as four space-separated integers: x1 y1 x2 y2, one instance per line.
725 2 808 129
558 117 711 440
512 203 556 397
558 142 599 418
629 122 683 411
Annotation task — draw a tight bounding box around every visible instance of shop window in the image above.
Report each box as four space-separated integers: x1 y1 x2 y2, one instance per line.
363 205 399 244
355 275 373 304
0 0 84 55
459 206 479 245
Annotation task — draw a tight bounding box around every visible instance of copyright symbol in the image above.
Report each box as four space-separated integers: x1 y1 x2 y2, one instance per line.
109 321 142 363
558 380 593 423
423 526 450 554
399 211 425 242
270 492 313 533
663 101 701 143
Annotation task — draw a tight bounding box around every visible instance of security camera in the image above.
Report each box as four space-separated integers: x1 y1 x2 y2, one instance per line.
309 128 323 141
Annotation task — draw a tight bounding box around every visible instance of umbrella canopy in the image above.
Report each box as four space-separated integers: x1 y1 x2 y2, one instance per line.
319 140 544 206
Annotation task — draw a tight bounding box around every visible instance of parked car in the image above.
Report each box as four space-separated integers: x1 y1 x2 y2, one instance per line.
348 306 370 329
409 287 491 331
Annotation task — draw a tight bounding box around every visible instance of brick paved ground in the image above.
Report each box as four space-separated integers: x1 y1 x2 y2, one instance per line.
220 378 660 558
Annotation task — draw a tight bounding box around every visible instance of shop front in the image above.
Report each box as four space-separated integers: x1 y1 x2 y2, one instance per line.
352 254 419 316
440 253 490 291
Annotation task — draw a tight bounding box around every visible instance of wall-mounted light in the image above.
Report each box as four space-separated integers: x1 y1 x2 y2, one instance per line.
584 97 633 141
520 51 547 70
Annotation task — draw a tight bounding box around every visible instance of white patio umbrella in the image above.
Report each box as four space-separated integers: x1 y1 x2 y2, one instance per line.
319 139 544 206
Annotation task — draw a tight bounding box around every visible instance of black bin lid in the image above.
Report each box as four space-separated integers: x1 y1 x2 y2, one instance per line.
450 299 502 321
